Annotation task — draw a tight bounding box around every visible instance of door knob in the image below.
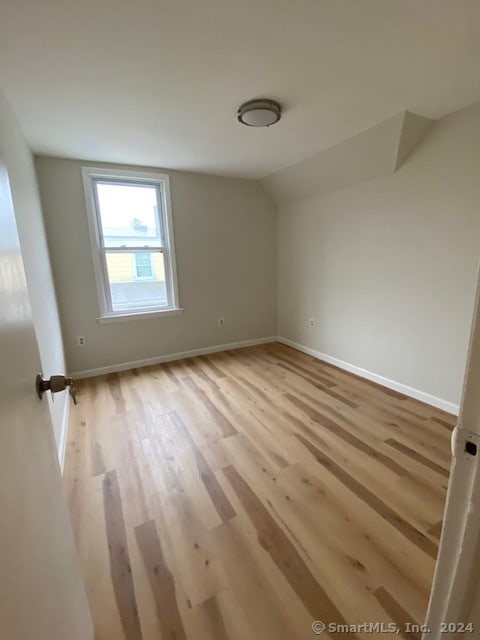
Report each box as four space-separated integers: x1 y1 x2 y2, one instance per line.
36 374 75 399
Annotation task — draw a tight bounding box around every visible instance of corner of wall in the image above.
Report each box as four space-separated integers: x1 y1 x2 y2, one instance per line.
277 336 460 415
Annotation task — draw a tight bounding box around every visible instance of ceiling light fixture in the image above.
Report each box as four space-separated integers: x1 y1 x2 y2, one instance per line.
237 99 282 127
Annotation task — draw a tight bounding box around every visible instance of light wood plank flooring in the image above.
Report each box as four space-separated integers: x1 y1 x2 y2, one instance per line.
64 343 454 640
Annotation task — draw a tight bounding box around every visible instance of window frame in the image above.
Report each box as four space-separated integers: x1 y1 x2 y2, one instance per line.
82 166 181 321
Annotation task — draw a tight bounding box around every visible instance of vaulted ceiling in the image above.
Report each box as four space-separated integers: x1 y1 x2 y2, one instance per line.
1 0 480 179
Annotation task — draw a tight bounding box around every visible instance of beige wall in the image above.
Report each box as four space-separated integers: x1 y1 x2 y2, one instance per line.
0 90 68 458
35 156 277 374
31 105 480 408
276 102 480 408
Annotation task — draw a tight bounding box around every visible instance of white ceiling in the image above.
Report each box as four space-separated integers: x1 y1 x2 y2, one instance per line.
1 0 480 179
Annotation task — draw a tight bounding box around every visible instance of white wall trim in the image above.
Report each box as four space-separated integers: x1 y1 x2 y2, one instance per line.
277 336 460 416
72 333 459 414
58 393 70 474
72 336 277 379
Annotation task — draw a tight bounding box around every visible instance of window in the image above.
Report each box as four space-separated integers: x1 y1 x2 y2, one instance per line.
82 167 181 320
134 253 154 279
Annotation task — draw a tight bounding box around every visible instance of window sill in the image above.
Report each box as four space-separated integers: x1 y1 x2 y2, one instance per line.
97 308 184 324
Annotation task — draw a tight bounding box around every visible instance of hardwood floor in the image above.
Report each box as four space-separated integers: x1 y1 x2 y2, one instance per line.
64 343 454 640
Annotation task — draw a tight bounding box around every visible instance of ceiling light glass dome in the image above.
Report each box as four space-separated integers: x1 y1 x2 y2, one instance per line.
237 99 282 127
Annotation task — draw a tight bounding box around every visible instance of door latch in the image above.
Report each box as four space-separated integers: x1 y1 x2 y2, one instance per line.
36 374 78 404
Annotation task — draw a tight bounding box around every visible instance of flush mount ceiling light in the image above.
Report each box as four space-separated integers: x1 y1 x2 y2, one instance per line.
237 99 282 127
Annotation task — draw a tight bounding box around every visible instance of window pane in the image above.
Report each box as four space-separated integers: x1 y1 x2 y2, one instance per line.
95 181 163 248
105 251 168 311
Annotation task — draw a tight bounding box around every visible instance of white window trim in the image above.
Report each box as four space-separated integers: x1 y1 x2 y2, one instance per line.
81 166 181 320
97 308 184 323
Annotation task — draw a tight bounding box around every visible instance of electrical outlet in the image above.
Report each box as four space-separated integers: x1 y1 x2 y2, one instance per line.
309 318 315 327
76 335 86 347
217 317 225 327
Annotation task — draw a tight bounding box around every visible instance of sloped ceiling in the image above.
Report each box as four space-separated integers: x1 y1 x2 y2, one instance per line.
0 0 479 178
261 110 433 203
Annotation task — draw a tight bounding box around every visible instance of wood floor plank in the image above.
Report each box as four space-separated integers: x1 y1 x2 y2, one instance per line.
220 435 419 625
374 586 421 639
276 463 431 623
385 438 450 478
223 464 358 638
107 373 127 415
292 419 441 533
430 416 456 431
83 475 129 640
286 392 409 477
294 433 438 559
170 410 236 523
134 519 188 640
184 378 238 437
139 425 225 606
206 507 318 640
427 521 443 541
103 470 142 640
65 343 452 639
192 596 230 640
185 588 255 640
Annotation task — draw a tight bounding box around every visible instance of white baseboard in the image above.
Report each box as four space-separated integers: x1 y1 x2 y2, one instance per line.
277 336 460 416
70 333 459 415
58 393 70 474
71 336 277 380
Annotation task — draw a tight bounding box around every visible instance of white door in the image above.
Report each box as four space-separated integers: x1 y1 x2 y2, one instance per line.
0 155 93 638
425 268 480 638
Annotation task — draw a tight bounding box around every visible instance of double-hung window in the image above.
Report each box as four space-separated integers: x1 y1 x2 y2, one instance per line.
82 167 181 321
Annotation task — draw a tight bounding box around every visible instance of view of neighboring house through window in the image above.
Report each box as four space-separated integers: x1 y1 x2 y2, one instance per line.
82 167 180 318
